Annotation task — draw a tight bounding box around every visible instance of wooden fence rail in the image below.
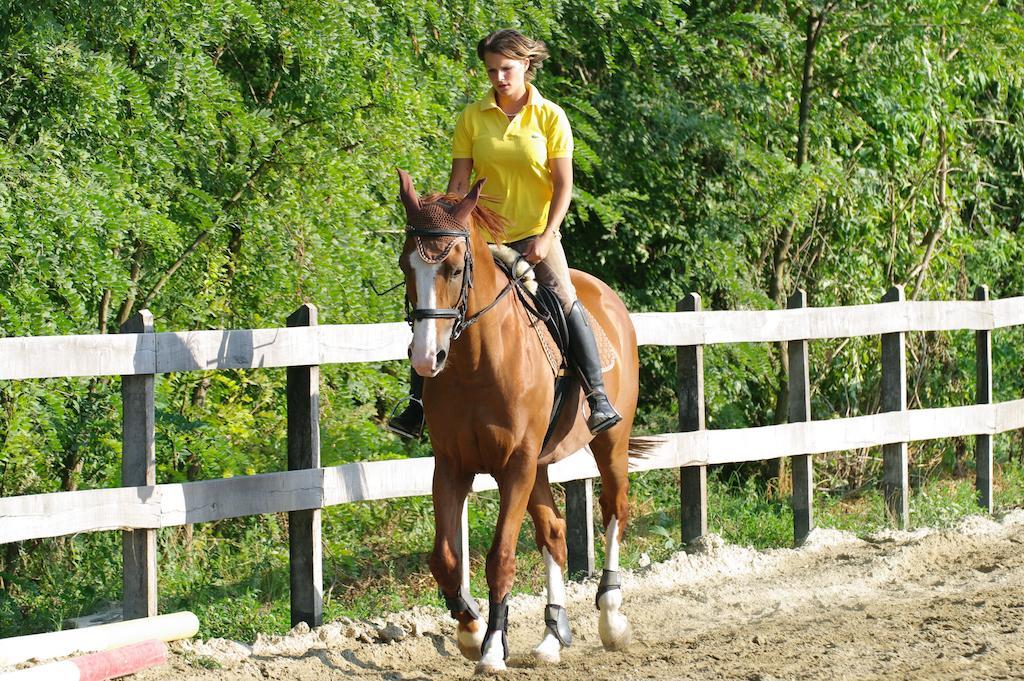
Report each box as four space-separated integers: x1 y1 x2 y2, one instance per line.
4 398 1021 546
4 297 1024 381
1 291 1023 628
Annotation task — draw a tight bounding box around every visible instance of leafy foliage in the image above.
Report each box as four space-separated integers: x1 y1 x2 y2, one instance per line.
2 0 1023 637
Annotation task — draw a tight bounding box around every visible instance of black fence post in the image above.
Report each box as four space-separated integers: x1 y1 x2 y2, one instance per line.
881 286 909 528
678 293 708 543
565 479 595 578
975 285 993 512
121 309 158 620
287 303 323 628
788 290 814 545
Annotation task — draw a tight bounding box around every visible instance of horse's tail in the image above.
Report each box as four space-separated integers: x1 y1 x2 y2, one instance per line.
626 435 664 459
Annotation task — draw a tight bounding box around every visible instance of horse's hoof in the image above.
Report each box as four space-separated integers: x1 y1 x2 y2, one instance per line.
457 622 484 661
532 647 561 665
532 630 562 664
474 659 508 674
599 615 633 651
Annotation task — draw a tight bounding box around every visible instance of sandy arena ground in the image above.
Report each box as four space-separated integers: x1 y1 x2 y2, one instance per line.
128 510 1024 679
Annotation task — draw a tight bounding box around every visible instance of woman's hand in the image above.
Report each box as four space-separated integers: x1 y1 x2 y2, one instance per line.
523 231 555 263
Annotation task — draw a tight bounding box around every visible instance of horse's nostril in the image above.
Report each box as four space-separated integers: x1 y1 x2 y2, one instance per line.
436 350 447 364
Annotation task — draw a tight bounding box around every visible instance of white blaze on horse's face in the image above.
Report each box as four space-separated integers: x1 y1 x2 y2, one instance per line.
403 243 466 377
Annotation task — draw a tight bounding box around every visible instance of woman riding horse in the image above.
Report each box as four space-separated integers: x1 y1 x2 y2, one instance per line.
388 28 620 440
392 28 640 673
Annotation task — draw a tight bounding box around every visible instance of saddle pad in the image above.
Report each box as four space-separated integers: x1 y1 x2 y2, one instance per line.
527 305 616 377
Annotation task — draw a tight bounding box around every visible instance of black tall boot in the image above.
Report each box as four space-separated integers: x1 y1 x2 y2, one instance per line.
566 301 622 434
387 370 425 439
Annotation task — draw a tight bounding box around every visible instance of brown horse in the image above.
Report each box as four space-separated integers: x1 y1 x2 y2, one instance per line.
396 170 638 672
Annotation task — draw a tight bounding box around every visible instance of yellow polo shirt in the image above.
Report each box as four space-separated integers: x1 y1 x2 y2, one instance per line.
452 83 573 243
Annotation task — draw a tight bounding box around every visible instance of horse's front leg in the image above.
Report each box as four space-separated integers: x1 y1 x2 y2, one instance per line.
477 457 537 673
526 465 571 665
429 460 481 661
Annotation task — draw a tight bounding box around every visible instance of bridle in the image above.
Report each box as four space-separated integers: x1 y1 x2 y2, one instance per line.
404 227 476 339
403 222 530 341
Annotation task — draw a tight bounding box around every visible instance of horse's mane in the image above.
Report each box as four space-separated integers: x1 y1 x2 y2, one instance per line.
422 192 509 243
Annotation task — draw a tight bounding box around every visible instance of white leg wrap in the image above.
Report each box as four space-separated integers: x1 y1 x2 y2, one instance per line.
544 547 566 607
604 517 620 571
598 516 632 651
475 633 507 674
532 548 567 664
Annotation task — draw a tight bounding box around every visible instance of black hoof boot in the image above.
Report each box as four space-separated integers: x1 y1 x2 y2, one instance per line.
442 583 481 620
544 604 573 646
477 596 510 670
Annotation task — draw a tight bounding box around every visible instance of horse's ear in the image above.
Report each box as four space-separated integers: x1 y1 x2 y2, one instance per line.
397 168 420 217
452 178 486 223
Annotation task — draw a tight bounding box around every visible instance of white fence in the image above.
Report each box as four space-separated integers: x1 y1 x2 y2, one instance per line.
1 286 1022 627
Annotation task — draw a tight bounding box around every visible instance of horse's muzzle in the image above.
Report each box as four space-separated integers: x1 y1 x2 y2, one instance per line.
412 349 447 378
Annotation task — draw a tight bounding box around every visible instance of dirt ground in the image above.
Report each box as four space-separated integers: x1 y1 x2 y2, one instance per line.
129 510 1024 680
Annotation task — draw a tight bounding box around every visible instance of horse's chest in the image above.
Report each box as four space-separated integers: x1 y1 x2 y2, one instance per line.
430 416 544 476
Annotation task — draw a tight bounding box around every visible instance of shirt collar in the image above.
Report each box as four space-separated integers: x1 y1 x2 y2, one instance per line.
478 82 545 111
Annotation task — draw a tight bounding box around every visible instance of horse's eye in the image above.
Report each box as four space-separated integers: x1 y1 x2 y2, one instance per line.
450 268 463 278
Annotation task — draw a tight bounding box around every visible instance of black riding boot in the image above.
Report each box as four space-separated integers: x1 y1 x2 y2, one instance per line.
387 370 425 439
566 301 622 434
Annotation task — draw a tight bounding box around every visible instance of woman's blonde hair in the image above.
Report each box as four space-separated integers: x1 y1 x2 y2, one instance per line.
476 29 549 82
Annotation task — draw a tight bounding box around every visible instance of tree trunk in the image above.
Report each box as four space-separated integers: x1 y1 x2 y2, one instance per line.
769 11 821 306
763 11 826 485
115 240 144 328
909 125 948 299
60 450 84 492
98 289 112 334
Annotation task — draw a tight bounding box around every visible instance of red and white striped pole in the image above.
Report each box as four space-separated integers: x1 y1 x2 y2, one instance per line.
0 611 198 668
0 640 167 681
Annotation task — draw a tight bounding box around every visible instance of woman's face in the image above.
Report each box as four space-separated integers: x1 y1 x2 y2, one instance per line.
483 51 529 98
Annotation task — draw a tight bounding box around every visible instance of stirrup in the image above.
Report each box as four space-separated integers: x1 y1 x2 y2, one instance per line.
386 396 424 439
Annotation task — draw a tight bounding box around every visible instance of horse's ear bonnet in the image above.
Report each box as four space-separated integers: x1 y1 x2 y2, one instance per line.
452 178 485 224
398 170 485 263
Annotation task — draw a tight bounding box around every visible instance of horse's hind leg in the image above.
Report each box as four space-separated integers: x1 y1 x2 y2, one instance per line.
429 460 481 661
526 465 571 665
592 429 633 651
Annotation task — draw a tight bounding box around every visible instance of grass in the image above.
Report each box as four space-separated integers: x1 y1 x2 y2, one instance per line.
1 459 1022 641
